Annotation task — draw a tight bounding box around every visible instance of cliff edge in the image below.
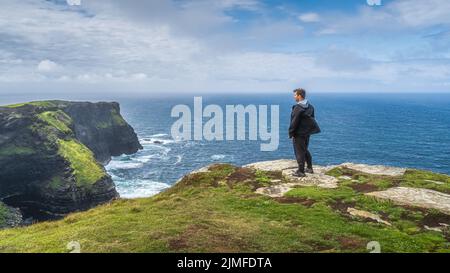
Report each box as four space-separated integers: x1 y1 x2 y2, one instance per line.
0 159 448 252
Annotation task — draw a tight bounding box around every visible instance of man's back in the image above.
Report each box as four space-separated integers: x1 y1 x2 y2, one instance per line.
289 102 321 137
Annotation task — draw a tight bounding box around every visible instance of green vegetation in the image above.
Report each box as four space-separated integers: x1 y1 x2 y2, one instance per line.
47 175 65 190
0 203 8 227
94 108 127 129
326 166 450 194
37 110 73 134
401 169 450 194
3 101 57 109
0 164 448 253
0 144 35 157
111 108 127 126
57 139 106 187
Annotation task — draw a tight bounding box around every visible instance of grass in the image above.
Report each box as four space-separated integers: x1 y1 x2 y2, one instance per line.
0 203 8 227
37 110 73 134
0 164 448 253
3 101 57 109
111 108 127 126
47 175 65 190
57 139 106 187
326 166 450 193
401 169 450 194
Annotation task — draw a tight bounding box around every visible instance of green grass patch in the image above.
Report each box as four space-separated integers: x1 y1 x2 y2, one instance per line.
111 108 127 126
3 101 57 108
37 110 73 134
255 170 272 186
57 139 106 187
0 203 8 227
47 175 65 190
327 166 450 194
401 169 450 194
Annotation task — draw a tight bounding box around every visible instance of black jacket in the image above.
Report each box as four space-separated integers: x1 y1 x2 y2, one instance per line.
289 102 321 138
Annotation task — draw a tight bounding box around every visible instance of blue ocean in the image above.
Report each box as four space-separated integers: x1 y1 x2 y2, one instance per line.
2 93 450 198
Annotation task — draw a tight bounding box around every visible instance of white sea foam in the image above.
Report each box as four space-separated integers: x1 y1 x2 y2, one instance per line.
134 154 157 163
117 180 171 198
140 138 176 145
106 161 144 170
174 155 183 164
150 133 168 137
211 154 226 160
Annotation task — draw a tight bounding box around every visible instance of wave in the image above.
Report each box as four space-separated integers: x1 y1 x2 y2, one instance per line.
140 138 176 145
134 154 157 163
149 133 169 137
106 161 144 170
211 154 226 160
174 155 183 164
116 180 171 199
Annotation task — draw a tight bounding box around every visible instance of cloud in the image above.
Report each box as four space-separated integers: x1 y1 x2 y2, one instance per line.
318 0 450 35
0 0 449 93
37 60 60 73
298 13 320 23
66 0 81 6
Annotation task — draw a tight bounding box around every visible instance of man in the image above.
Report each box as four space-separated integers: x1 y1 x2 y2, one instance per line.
289 88 321 177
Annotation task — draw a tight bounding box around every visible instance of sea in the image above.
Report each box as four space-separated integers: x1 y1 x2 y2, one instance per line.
2 93 450 198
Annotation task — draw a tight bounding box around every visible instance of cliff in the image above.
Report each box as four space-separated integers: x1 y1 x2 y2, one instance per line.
0 160 448 253
0 100 142 224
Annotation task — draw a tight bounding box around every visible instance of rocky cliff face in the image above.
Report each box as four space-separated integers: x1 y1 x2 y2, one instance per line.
0 100 142 224
63 101 142 164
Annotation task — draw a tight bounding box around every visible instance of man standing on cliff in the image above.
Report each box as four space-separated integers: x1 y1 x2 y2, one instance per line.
289 88 321 177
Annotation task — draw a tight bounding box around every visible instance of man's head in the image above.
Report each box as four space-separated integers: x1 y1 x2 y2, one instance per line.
293 88 306 102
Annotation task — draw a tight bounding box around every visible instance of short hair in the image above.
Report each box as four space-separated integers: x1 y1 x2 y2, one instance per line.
293 88 306 98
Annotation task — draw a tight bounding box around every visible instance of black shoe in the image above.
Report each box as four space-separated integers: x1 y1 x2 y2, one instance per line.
305 168 314 174
293 171 306 177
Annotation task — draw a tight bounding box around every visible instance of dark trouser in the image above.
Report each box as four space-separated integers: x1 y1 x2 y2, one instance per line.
293 135 312 173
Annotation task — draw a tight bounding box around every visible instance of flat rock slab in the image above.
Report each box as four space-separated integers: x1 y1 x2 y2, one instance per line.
281 169 339 189
255 183 301 198
246 160 339 197
366 187 450 215
244 159 337 173
341 163 406 176
244 159 299 172
347 208 391 226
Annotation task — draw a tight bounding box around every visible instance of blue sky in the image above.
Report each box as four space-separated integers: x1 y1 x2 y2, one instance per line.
0 0 449 94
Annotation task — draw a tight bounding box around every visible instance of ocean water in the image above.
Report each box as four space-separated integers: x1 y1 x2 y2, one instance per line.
105 93 450 198
1 93 450 198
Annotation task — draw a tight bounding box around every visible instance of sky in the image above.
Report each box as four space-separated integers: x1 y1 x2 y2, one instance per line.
0 0 450 95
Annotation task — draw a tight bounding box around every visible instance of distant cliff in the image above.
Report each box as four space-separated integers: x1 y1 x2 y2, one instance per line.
0 100 142 225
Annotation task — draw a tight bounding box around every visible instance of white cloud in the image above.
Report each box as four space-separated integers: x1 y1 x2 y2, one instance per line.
318 0 450 34
37 60 60 73
0 0 449 93
66 0 81 6
298 13 320 23
131 73 148 80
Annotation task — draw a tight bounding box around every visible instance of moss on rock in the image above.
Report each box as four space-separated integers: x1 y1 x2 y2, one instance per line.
37 110 73 134
57 139 107 187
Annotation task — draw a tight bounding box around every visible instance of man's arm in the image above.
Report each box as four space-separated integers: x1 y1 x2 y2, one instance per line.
289 106 302 138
